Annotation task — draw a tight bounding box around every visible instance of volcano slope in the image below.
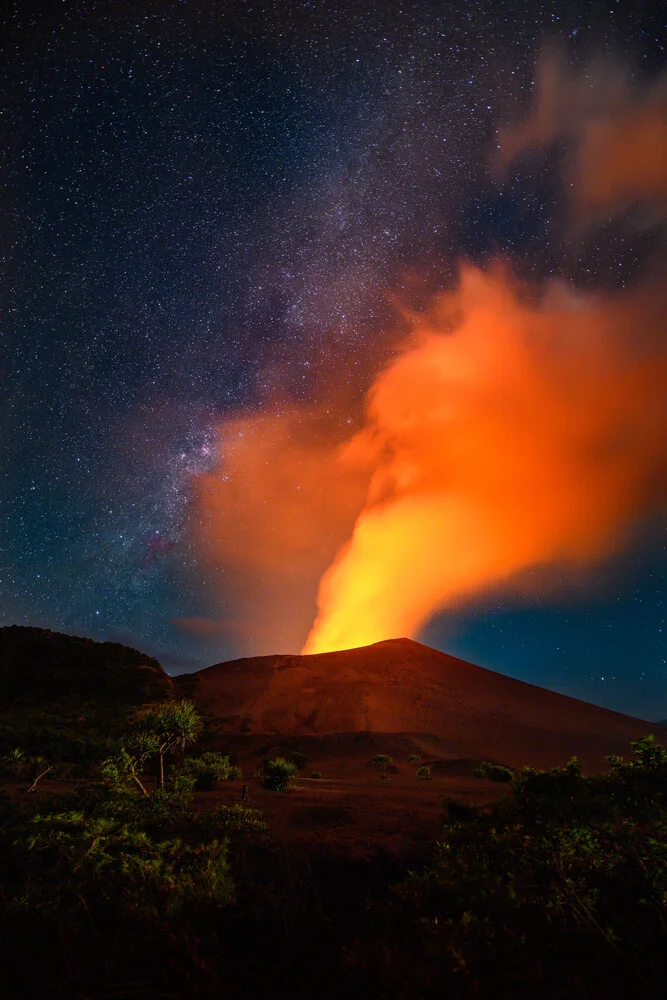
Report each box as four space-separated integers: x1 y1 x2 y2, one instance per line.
175 637 662 772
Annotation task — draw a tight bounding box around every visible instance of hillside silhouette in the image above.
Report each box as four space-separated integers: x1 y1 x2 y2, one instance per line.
0 625 172 707
2 626 663 774
0 626 174 758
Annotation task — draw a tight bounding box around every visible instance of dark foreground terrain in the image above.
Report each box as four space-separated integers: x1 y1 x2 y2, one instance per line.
1 627 666 1000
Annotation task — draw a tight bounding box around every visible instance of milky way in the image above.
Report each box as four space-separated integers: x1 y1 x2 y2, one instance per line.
1 1 665 717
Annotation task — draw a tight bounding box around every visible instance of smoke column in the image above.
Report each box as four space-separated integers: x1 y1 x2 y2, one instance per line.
303 56 667 653
496 51 667 218
194 55 667 657
303 265 667 652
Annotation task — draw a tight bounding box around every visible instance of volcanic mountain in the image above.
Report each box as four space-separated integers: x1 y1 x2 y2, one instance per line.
175 638 664 771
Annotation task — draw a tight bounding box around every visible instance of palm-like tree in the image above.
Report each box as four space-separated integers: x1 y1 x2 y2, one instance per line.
138 699 203 787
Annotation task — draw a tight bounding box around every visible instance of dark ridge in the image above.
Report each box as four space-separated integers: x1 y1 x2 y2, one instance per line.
0 625 172 708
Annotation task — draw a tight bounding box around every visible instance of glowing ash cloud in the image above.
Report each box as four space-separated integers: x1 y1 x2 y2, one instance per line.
303 56 667 654
193 406 370 655
303 265 667 653
193 55 667 658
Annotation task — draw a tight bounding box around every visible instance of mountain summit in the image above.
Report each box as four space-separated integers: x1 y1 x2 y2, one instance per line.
174 638 663 770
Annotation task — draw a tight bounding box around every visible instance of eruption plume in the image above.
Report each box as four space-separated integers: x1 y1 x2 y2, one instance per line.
303 56 667 653
193 405 370 654
194 54 667 657
303 265 667 653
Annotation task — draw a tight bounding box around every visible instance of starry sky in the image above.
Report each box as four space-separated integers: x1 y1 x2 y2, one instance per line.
1 1 665 719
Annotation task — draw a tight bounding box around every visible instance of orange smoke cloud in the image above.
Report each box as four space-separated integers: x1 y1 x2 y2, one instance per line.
497 52 667 217
193 405 370 655
576 100 667 212
303 264 667 653
193 56 667 659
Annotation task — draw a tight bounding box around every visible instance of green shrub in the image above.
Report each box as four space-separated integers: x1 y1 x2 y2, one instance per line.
0 747 70 784
474 760 515 783
194 805 266 840
0 747 29 778
416 765 431 780
178 751 241 790
259 757 298 792
371 753 394 775
4 806 233 920
311 770 323 779
391 736 667 999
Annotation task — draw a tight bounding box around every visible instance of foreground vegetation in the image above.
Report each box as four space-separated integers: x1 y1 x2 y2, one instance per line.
1 695 666 998
365 735 667 999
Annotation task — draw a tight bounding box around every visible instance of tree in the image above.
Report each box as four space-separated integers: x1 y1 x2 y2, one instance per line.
101 730 160 796
136 700 203 788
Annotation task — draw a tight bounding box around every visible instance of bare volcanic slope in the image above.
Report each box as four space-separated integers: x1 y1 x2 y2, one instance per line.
175 638 665 771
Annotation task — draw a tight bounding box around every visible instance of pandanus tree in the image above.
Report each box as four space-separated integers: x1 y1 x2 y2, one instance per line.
137 699 203 787
102 729 160 797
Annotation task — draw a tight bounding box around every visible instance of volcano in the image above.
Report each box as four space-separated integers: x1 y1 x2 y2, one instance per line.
174 638 663 771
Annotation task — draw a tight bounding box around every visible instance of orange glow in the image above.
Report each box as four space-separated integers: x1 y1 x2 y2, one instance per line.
576 100 667 211
303 265 667 653
193 57 667 659
496 52 667 219
193 405 370 655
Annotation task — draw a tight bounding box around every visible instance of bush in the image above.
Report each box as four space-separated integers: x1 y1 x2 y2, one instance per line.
9 808 234 917
371 753 394 776
0 747 29 778
311 770 323 779
389 736 667 999
259 757 298 792
408 753 421 764
0 779 236 999
194 804 266 840
178 751 241 790
416 766 431 780
474 760 515 783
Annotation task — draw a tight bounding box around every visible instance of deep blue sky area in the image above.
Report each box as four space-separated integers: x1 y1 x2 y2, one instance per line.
1 1 665 719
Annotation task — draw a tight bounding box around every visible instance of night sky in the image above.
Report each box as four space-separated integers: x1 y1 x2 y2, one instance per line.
1 1 665 720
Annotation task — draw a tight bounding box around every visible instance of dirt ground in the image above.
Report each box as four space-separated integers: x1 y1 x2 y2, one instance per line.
196 731 512 861
4 731 511 862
